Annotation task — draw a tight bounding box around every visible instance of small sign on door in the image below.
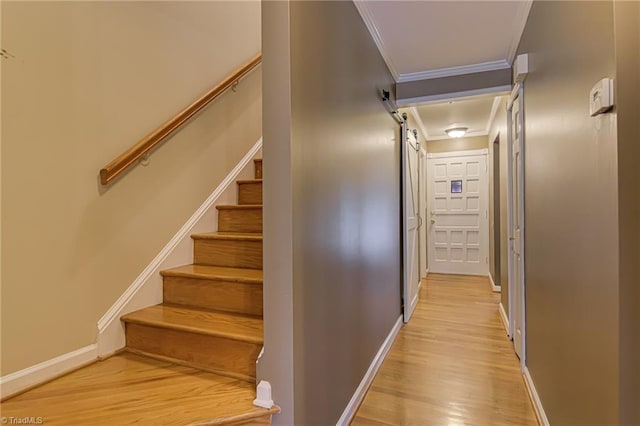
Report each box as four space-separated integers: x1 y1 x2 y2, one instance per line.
451 180 462 193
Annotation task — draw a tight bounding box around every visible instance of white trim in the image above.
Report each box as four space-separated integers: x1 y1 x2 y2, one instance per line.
397 60 511 83
408 106 430 140
506 93 515 344
507 82 521 110
96 138 263 357
506 1 533 64
499 302 510 337
426 130 488 142
513 54 530 83
397 85 512 107
485 96 502 133
336 315 403 426
407 288 420 321
523 367 550 426
427 148 488 159
489 273 501 292
424 268 429 278
353 1 399 81
0 344 97 400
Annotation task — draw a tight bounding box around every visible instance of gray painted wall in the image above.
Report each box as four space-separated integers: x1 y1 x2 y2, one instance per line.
613 1 640 423
261 2 295 424
262 2 401 424
426 135 488 154
397 68 511 105
517 2 621 424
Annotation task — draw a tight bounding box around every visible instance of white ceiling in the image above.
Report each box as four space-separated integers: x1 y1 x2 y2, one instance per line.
405 94 506 141
353 1 530 141
354 1 532 81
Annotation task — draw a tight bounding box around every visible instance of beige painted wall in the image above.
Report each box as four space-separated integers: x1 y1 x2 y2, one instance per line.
517 2 620 424
613 1 640 423
262 1 400 424
426 135 487 153
488 99 509 311
1 1 261 375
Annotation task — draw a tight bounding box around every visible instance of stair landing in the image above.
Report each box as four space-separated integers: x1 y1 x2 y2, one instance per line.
0 352 278 425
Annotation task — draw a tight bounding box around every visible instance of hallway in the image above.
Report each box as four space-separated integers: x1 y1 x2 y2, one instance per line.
352 274 537 425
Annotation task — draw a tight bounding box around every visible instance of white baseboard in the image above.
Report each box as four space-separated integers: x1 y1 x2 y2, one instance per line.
96 138 263 357
0 344 97 400
523 366 550 426
499 302 510 337
336 315 403 426
489 273 501 292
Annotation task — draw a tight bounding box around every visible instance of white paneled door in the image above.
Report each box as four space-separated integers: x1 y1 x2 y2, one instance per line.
509 92 525 362
427 151 489 275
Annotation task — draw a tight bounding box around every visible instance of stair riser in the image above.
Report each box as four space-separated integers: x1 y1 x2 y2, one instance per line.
194 239 262 269
228 417 272 426
217 208 262 233
163 276 263 316
125 323 260 380
238 182 262 205
254 160 262 180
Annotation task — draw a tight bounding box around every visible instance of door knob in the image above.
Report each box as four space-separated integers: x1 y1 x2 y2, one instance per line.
430 219 436 224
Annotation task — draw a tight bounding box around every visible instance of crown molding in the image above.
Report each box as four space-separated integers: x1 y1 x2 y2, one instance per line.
397 60 510 83
506 0 533 63
485 96 502 133
408 106 430 140
353 1 400 81
426 130 489 142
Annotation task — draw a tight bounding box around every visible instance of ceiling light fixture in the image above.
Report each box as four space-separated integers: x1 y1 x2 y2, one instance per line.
445 127 468 138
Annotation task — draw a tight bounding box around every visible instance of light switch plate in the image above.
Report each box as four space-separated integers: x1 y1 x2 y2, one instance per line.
589 78 614 116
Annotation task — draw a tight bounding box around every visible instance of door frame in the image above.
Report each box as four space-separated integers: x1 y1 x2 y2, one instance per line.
419 145 428 280
506 81 526 371
426 148 490 276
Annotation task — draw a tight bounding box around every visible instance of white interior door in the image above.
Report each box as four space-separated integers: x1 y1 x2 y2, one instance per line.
403 127 420 323
427 151 489 275
509 93 525 361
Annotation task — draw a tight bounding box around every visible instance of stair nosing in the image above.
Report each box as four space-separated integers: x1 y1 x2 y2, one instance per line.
122 309 263 345
160 266 263 284
237 179 263 184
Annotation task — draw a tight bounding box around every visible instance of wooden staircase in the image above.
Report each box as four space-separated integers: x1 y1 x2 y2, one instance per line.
120 158 275 422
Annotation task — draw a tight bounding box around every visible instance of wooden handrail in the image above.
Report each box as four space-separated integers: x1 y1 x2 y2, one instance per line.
99 53 262 185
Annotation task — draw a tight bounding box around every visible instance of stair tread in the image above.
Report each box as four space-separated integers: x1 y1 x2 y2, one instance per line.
161 264 263 283
123 305 263 344
216 204 262 210
0 352 277 425
237 179 263 184
192 232 262 241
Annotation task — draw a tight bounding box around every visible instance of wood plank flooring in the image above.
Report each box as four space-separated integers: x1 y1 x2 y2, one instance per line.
352 273 538 426
0 353 277 425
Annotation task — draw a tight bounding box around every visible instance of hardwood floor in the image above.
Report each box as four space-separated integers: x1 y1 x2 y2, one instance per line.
352 273 538 426
0 353 278 425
